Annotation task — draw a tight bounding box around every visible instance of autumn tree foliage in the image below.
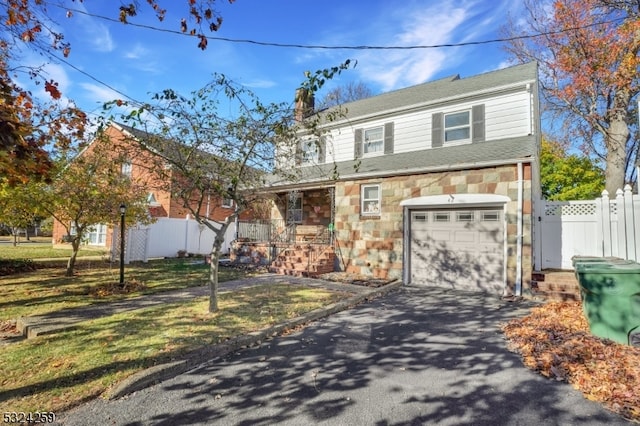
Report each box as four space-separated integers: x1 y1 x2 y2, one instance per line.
0 179 40 245
34 134 151 277
503 0 640 193
0 1 233 184
0 49 87 184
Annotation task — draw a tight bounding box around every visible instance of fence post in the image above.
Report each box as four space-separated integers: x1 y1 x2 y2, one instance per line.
600 190 612 257
143 226 150 263
125 228 133 265
616 188 627 259
623 185 637 261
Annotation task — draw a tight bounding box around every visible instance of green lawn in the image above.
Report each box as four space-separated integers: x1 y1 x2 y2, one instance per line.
0 241 108 260
0 259 245 321
0 259 350 414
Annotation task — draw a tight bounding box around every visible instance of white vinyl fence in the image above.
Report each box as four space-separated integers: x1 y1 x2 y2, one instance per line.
537 185 640 270
111 217 237 263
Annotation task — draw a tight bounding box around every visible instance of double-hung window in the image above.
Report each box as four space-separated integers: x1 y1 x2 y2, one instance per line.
121 159 132 178
444 111 471 142
301 140 318 165
361 184 381 216
363 126 384 156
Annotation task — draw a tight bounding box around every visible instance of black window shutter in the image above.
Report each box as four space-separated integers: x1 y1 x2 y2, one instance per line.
432 113 443 148
384 122 394 154
472 104 485 143
318 137 326 164
354 128 363 159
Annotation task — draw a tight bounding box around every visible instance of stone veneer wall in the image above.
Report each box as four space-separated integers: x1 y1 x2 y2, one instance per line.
333 164 533 294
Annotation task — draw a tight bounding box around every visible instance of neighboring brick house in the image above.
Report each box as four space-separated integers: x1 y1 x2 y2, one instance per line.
257 62 541 297
52 122 249 249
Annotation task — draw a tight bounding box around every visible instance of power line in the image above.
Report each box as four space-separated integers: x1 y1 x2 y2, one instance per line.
52 2 624 51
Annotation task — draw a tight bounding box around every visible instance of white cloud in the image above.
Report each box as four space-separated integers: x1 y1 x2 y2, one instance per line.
355 3 470 90
74 2 115 52
79 82 122 104
124 44 149 60
242 79 277 89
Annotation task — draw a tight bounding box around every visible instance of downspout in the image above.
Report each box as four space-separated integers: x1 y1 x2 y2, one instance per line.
516 161 524 296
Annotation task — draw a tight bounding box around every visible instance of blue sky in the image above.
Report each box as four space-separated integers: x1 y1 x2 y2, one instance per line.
20 0 528 120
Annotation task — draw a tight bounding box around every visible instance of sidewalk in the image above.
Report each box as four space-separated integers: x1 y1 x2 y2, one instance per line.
13 272 401 400
16 273 398 338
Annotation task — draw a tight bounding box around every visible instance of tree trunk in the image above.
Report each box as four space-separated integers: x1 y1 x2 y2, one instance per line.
207 224 228 313
604 116 629 194
208 249 220 312
66 237 81 277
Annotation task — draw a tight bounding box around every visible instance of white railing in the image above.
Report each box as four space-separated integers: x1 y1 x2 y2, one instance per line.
112 217 237 263
536 185 640 270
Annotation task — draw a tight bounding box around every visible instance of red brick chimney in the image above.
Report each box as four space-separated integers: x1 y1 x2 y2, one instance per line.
294 88 314 121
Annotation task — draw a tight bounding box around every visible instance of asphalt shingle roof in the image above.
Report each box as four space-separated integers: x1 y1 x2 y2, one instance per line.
327 62 538 123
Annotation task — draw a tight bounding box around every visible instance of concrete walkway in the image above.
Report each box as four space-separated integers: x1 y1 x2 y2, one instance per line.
16 274 393 338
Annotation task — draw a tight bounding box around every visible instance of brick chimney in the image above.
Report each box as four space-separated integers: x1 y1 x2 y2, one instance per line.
294 88 314 121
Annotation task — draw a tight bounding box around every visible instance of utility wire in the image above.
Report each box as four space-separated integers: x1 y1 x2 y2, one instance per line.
51 2 624 51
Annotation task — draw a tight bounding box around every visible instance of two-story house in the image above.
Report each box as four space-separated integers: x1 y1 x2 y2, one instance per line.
52 122 248 250
255 62 541 297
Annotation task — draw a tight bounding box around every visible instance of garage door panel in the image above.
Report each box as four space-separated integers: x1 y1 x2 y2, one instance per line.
453 230 476 243
410 208 504 294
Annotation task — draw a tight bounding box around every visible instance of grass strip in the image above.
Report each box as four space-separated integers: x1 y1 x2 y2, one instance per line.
0 283 349 413
0 260 245 321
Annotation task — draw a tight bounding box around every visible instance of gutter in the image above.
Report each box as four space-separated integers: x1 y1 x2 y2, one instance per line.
265 156 534 192
516 161 524 297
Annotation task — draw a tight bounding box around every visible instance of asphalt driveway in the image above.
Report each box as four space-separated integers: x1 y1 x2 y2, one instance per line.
56 285 631 425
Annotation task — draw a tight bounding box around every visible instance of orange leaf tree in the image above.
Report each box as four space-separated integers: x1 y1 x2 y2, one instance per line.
503 0 640 193
0 1 232 184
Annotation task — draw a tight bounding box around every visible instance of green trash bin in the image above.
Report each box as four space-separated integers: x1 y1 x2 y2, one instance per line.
571 256 624 269
576 262 640 345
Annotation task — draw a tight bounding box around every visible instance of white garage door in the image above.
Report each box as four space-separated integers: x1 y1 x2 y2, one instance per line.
409 208 504 293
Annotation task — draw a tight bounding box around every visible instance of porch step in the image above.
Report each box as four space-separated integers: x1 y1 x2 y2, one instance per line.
270 245 336 278
531 271 581 301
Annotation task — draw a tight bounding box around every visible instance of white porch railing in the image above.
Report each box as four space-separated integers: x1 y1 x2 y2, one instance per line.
536 185 640 270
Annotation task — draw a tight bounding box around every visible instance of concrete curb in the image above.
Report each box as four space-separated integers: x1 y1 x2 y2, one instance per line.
105 280 403 400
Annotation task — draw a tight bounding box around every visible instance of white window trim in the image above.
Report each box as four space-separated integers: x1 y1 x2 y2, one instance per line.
301 139 319 165
121 160 132 178
361 184 381 216
363 126 384 157
222 197 234 208
444 110 471 144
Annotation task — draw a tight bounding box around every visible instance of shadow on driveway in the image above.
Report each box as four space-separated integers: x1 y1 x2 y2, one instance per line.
57 285 631 426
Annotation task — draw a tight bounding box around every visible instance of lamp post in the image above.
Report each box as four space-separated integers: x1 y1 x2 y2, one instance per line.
119 203 126 285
